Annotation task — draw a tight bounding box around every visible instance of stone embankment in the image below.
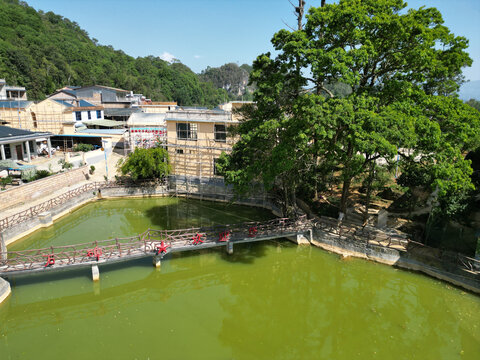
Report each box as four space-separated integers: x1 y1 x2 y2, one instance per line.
0 166 89 212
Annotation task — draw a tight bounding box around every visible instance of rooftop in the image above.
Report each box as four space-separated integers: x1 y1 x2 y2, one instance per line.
0 100 33 109
127 112 166 127
0 125 52 144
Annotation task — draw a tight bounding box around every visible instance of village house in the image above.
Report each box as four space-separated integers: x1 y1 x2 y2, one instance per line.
0 79 27 101
127 112 167 150
0 125 52 162
136 101 177 114
165 107 236 178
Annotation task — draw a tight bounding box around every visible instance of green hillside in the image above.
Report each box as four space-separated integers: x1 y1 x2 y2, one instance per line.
0 0 228 106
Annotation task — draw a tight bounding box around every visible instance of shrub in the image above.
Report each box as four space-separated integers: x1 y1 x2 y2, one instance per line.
73 143 94 152
120 147 170 180
0 176 12 189
90 165 95 174
21 168 37 181
34 170 51 180
58 159 74 170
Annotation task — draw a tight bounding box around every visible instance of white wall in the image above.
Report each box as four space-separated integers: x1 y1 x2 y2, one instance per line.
73 110 104 122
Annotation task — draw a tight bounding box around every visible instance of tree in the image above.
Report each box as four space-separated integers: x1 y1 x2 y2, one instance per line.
466 99 480 112
0 0 228 106
120 147 170 181
220 0 480 219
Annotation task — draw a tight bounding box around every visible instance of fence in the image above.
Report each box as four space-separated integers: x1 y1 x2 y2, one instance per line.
0 218 309 273
0 179 164 232
311 216 480 276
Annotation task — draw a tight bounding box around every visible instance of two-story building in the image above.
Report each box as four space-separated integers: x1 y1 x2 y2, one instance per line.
165 107 236 178
0 79 27 101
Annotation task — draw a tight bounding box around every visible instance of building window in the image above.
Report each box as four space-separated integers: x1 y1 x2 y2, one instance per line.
87 111 91 120
96 110 101 119
75 112 82 121
213 158 220 175
176 123 197 140
176 149 184 154
214 124 227 142
4 144 11 159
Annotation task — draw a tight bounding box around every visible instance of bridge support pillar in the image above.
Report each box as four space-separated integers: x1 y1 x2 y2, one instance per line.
92 264 100 281
38 212 53 228
226 241 233 255
153 256 161 268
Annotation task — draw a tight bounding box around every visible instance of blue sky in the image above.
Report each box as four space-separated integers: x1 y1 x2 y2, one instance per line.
25 0 480 81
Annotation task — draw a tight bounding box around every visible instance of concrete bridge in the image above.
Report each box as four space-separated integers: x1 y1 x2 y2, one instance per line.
0 217 312 303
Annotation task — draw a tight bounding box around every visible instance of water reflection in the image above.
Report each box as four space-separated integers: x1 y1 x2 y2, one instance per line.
1 199 479 359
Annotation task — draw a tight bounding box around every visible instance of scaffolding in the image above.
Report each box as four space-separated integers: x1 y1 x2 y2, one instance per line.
164 109 236 200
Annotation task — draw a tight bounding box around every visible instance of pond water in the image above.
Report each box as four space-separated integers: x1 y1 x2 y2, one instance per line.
1 198 479 359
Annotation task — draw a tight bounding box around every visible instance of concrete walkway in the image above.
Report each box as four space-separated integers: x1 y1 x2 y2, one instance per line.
1 150 124 218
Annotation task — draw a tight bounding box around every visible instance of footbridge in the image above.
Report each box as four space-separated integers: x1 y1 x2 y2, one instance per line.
0 217 312 279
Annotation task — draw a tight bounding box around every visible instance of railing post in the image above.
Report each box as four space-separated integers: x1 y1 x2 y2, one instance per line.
0 232 7 262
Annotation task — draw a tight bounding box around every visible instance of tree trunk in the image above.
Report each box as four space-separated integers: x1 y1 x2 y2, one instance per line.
363 161 375 224
340 177 352 217
296 1 306 31
321 0 326 7
340 142 354 218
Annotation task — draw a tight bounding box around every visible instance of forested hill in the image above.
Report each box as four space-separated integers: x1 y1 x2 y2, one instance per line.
0 0 228 106
199 63 254 100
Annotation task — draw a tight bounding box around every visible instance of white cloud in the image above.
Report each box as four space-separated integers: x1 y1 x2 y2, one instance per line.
159 51 176 63
194 55 202 59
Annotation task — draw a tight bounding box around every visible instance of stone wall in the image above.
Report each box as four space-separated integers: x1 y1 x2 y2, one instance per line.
312 228 480 294
0 166 89 211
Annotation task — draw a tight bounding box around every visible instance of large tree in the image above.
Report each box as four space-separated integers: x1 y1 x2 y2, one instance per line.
219 0 480 219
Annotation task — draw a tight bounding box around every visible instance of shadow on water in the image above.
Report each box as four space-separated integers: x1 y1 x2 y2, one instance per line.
220 241 270 264
8 257 153 286
143 198 274 230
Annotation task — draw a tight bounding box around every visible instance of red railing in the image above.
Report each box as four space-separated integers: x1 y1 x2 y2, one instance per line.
0 217 311 273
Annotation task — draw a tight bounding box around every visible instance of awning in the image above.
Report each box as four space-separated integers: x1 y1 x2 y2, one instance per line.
82 119 125 127
0 160 36 171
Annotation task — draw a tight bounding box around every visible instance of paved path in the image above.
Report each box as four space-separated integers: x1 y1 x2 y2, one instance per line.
0 150 123 218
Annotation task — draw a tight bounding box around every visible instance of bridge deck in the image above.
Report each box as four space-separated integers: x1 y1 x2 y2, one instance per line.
0 218 309 278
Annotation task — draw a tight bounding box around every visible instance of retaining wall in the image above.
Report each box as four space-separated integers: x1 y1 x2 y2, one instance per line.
0 277 11 304
0 166 89 211
3 190 95 246
312 228 480 294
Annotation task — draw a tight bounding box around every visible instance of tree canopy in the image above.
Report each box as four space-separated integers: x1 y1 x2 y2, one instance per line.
218 0 480 219
120 147 170 181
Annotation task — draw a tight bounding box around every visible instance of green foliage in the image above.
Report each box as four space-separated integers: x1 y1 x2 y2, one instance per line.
220 0 480 220
466 99 480 112
58 158 73 170
0 176 12 189
120 147 170 180
89 165 95 174
34 169 51 180
20 167 36 181
199 63 254 100
73 143 94 152
0 0 228 106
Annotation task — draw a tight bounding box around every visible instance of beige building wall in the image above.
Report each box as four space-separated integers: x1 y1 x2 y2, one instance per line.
28 99 73 134
0 107 33 129
166 120 235 178
138 102 177 114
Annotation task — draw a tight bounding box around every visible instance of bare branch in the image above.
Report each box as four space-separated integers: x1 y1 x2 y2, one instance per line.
282 19 296 31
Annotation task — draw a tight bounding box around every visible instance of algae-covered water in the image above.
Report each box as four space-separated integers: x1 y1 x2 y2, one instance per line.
1 198 479 359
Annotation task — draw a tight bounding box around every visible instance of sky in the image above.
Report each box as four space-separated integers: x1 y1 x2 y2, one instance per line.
24 0 480 81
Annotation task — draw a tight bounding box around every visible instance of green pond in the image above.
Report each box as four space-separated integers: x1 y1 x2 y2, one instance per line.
1 198 479 359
